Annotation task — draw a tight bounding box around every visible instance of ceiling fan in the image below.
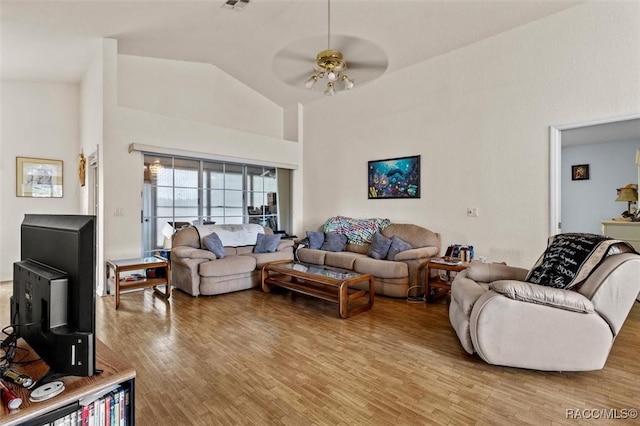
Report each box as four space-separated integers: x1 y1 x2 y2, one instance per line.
273 0 388 96
304 0 353 96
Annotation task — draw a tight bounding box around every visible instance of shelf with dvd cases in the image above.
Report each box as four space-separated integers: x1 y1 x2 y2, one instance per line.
0 340 135 426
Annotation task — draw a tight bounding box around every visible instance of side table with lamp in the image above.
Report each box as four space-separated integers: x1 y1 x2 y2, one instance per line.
602 183 640 252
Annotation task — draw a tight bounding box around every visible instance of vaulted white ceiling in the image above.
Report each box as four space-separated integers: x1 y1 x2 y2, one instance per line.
1 0 583 107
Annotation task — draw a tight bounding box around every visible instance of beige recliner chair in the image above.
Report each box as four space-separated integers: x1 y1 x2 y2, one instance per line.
449 251 640 371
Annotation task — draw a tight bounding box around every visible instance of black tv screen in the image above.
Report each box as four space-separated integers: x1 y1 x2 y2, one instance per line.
11 214 97 379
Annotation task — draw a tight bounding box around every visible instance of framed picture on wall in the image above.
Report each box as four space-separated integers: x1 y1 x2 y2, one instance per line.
16 157 63 197
571 164 589 181
368 155 421 199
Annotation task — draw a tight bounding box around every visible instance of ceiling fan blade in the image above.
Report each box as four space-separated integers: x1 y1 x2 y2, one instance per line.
280 70 314 87
277 49 313 63
347 59 388 71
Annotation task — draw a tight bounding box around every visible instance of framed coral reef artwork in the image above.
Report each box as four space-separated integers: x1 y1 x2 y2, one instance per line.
368 155 420 199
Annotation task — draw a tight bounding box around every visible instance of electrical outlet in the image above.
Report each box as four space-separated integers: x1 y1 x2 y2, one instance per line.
114 207 124 217
467 207 479 217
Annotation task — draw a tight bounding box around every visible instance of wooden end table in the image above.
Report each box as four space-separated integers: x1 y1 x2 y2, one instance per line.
105 256 171 309
425 258 468 303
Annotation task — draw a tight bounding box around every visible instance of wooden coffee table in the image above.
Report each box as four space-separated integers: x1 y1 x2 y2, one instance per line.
261 261 374 318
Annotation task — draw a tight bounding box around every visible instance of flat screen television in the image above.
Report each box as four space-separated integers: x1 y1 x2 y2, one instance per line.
10 214 97 383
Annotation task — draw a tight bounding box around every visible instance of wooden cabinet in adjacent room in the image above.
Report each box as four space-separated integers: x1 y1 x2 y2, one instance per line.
602 220 640 251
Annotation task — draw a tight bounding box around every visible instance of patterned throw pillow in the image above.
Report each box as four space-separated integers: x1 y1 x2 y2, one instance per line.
254 233 282 253
367 233 392 260
321 232 348 252
386 235 412 260
203 232 225 259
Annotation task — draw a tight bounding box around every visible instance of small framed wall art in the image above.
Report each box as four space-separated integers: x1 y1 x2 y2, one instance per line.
16 157 63 198
368 155 421 199
571 164 589 181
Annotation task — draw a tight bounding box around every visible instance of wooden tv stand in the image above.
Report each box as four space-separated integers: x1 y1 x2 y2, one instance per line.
0 339 136 426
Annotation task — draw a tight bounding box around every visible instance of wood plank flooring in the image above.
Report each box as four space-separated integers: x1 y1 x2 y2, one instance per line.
1 283 639 425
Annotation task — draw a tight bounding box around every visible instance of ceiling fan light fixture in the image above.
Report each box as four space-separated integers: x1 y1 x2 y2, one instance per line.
307 49 353 94
305 75 318 89
324 82 336 96
341 75 354 90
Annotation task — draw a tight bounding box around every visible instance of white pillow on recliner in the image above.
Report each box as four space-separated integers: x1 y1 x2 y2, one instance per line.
490 280 595 314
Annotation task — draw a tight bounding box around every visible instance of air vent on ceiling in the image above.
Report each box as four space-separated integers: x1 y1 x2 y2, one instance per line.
222 0 250 11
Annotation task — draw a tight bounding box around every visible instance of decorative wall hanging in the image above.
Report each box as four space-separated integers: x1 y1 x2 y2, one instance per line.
78 152 86 187
368 155 420 199
16 157 63 197
571 164 589 181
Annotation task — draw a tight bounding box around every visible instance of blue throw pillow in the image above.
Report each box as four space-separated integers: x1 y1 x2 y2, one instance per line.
254 233 282 253
307 231 325 250
203 232 225 258
367 232 392 260
321 232 347 252
386 235 412 260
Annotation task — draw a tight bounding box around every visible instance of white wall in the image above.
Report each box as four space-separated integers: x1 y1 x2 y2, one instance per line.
302 1 640 268
118 55 283 139
100 48 301 266
562 140 640 234
0 82 81 281
79 40 107 294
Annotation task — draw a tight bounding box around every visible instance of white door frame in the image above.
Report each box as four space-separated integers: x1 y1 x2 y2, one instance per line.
549 113 640 236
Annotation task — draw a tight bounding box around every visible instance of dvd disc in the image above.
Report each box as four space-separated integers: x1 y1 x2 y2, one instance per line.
29 381 65 402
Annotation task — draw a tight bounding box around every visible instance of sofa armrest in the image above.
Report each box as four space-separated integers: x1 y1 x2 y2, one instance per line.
393 246 439 261
489 280 595 313
172 246 217 260
466 262 529 283
276 239 294 252
451 272 488 315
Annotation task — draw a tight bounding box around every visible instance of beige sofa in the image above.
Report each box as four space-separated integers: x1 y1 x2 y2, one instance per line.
449 252 640 371
297 223 441 297
171 225 294 296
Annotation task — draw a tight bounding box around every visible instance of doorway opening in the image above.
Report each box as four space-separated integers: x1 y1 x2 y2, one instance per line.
549 115 640 235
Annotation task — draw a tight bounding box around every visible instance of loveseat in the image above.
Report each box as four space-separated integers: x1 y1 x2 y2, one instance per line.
449 233 640 371
171 224 294 296
296 217 441 297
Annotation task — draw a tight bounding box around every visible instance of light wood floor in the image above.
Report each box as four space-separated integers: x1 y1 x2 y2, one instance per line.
1 283 639 425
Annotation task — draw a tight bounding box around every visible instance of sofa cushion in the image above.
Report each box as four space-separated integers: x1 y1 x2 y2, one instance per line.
203 232 225 258
324 251 366 270
367 233 392 260
386 235 412 260
307 231 325 250
321 232 348 252
490 280 595 313
296 248 327 265
199 255 256 277
254 233 282 253
354 257 408 279
241 251 293 269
